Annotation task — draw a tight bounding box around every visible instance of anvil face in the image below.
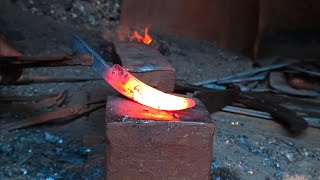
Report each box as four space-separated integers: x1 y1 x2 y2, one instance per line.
106 95 212 123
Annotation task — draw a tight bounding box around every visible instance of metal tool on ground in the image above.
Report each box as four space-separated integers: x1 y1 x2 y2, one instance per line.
0 52 92 84
1 100 104 131
222 105 319 128
193 60 298 86
181 83 310 133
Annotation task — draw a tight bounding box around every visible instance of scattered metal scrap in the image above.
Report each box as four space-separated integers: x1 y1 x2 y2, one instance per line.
0 90 68 113
10 75 101 85
0 88 106 131
0 34 97 84
237 93 309 132
270 72 319 97
0 34 106 131
193 58 320 96
222 106 320 128
0 54 92 67
179 77 320 133
1 98 105 131
0 55 94 84
194 90 311 133
193 59 297 86
2 104 104 131
185 57 320 132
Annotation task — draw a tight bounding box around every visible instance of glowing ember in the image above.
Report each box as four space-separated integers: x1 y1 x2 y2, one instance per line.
105 64 195 111
131 27 153 44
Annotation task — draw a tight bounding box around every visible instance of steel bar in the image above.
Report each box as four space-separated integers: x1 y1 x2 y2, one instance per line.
193 62 296 86
202 83 226 90
289 66 320 77
216 73 267 84
1 103 104 131
1 75 102 85
0 55 92 67
0 90 68 113
223 106 272 119
222 105 319 128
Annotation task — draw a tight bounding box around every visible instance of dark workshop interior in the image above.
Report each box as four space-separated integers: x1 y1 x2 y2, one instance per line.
0 0 319 179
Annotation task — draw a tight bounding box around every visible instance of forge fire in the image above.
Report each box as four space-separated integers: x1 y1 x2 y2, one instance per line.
131 27 153 45
1 0 319 180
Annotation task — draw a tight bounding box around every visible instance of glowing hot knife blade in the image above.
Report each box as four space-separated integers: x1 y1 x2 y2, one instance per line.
71 36 195 111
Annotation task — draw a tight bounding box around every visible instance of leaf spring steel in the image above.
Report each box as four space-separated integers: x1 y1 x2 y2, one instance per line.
71 36 195 111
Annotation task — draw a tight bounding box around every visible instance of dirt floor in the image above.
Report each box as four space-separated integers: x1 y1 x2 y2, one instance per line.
1 0 319 179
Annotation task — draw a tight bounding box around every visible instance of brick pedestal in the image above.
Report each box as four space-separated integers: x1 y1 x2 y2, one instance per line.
106 95 214 180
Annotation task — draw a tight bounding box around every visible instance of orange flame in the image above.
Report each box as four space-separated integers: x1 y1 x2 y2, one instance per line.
105 64 195 111
131 27 152 44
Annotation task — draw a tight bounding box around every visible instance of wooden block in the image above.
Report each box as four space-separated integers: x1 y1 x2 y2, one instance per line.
105 95 214 180
113 42 175 93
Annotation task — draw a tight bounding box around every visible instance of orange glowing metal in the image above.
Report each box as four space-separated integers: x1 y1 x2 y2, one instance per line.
105 64 195 111
131 27 152 44
72 35 194 111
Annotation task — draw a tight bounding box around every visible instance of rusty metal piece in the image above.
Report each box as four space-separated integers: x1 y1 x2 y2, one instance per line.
288 76 312 90
287 73 320 92
106 95 214 180
34 90 68 108
270 72 319 97
113 42 176 92
238 93 309 133
0 54 92 84
1 103 104 131
8 75 101 85
0 90 68 113
0 54 92 67
0 34 92 84
0 91 66 102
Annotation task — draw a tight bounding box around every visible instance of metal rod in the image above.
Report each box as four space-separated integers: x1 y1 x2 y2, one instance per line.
222 105 320 128
216 73 267 84
223 106 272 119
202 83 226 90
289 66 320 77
3 76 102 85
193 62 296 86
